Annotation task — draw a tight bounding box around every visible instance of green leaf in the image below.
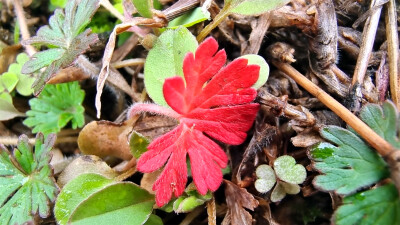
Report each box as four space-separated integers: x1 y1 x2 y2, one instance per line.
274 155 306 184
54 173 114 225
132 0 153 18
55 173 155 225
21 0 99 94
334 184 400 225
129 130 150 158
0 98 25 121
225 0 289 15
1 53 34 96
144 27 198 106
0 133 58 225
144 214 163 225
310 126 389 195
358 101 400 148
50 0 68 8
239 54 269 89
167 7 210 29
254 164 276 193
23 81 85 135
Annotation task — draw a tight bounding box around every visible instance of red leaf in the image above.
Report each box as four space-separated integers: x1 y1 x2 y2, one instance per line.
131 37 260 206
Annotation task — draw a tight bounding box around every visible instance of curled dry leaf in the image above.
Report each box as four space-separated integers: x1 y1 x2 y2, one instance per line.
78 116 138 160
222 180 259 225
57 155 118 188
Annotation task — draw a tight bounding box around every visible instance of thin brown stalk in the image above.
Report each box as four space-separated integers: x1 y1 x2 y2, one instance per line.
207 197 217 225
111 58 146 69
13 0 36 56
272 61 397 157
385 0 400 109
352 0 382 87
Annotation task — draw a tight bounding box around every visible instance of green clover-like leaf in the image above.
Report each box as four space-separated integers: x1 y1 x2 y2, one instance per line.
274 155 306 184
23 81 85 135
0 133 58 225
1 53 34 96
21 0 99 94
254 164 276 193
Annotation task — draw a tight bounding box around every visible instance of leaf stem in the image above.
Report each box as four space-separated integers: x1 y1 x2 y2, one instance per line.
385 0 400 109
196 6 231 42
272 61 398 157
128 103 180 119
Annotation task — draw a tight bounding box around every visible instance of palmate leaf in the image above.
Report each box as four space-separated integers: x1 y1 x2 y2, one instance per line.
0 133 58 225
21 0 99 94
23 81 85 135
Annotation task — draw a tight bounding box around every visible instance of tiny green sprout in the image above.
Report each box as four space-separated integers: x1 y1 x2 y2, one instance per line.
255 155 306 202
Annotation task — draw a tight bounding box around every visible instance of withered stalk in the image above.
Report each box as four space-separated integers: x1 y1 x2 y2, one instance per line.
385 0 400 109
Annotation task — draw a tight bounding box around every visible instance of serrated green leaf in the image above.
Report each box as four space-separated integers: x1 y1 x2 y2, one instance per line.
274 155 306 184
0 98 25 121
310 126 389 195
144 27 198 106
167 7 210 29
23 81 85 135
358 101 400 148
226 0 289 15
129 130 150 158
239 54 269 89
0 133 58 225
132 0 153 18
334 184 400 225
21 0 99 94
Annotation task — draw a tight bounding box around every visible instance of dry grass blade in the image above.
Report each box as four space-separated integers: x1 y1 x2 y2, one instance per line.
385 0 400 109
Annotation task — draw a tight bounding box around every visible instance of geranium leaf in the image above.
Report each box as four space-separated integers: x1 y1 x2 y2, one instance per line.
358 101 400 148
0 133 58 225
225 0 289 15
23 81 85 135
21 0 99 94
309 127 389 195
144 27 198 106
334 184 400 225
132 37 261 206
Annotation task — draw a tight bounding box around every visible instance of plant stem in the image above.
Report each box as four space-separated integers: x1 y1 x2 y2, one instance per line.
385 0 400 109
272 61 398 157
100 0 125 21
111 58 146 69
207 197 217 225
197 6 231 42
13 0 36 56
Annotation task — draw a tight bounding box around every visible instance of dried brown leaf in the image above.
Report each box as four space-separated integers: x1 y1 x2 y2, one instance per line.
222 180 259 225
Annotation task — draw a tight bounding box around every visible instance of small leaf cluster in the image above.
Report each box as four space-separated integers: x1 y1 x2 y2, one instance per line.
0 133 58 225
0 53 34 121
23 81 85 135
255 155 306 202
162 183 213 213
309 101 400 224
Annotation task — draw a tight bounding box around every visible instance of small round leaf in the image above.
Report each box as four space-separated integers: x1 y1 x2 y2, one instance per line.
274 155 306 184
